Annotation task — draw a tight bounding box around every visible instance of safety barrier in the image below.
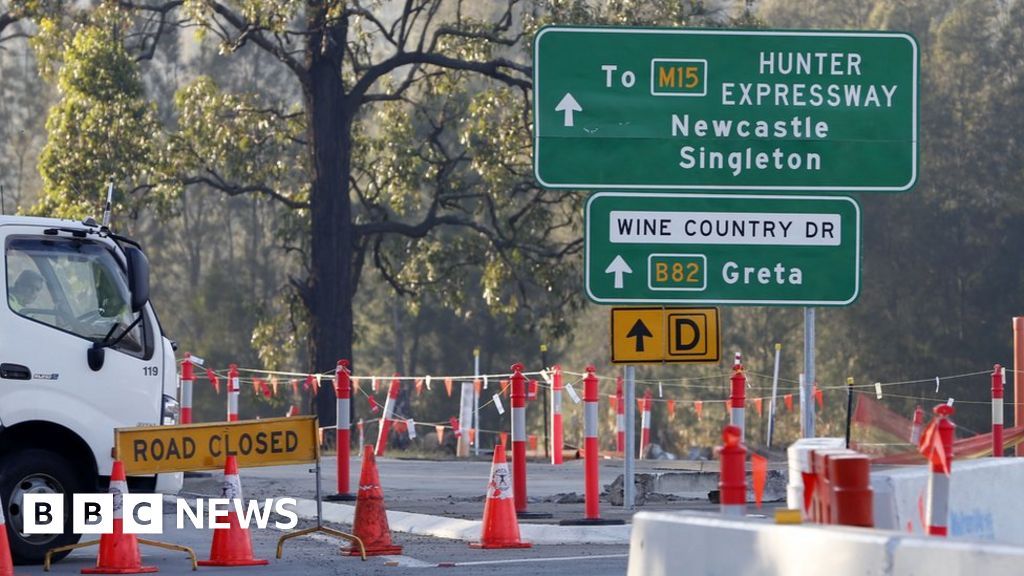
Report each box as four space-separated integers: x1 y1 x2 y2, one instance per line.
627 512 1024 576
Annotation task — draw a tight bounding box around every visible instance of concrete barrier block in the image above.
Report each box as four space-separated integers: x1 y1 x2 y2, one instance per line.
629 511 1024 576
627 512 892 576
892 538 1024 575
872 458 1024 543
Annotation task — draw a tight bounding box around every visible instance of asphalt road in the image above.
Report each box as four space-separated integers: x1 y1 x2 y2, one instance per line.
18 455 781 575
22 516 629 575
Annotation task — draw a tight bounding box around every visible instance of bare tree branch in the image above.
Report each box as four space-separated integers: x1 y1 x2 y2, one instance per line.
349 51 530 104
182 173 309 210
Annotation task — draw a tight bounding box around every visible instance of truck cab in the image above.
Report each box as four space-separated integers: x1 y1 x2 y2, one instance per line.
0 215 182 563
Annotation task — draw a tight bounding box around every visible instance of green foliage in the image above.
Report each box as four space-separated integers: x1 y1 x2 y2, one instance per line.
35 26 160 217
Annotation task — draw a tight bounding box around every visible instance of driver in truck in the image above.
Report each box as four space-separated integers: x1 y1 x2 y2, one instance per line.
9 269 42 312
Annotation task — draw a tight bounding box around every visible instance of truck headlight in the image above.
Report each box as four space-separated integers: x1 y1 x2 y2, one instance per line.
163 394 180 425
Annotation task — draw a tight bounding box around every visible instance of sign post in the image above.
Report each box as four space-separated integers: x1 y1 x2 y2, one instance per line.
534 27 918 192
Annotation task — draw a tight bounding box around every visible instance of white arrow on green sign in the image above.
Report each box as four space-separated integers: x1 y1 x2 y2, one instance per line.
534 27 919 191
585 193 861 306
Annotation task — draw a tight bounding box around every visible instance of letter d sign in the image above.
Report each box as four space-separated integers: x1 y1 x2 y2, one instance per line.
23 494 64 534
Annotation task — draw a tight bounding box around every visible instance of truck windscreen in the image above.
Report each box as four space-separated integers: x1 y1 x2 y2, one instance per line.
6 236 145 354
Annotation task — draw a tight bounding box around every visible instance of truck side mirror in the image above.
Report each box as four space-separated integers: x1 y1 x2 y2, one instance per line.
124 246 150 312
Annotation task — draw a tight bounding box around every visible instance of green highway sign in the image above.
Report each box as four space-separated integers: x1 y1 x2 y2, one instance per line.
585 193 861 305
534 27 918 191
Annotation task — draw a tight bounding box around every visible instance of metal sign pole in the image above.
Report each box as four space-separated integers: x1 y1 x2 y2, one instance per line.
803 307 816 438
473 348 480 456
767 343 781 448
623 365 636 511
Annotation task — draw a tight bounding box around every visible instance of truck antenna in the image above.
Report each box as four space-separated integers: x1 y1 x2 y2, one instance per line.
101 182 114 228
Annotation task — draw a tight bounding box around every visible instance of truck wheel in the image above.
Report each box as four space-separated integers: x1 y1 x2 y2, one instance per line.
0 449 84 564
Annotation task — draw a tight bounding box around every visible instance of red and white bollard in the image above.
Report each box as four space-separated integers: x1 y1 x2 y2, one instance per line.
719 425 747 517
639 389 652 459
730 354 746 441
180 353 194 424
551 365 564 465
560 366 624 526
327 360 355 501
375 374 401 456
910 406 924 444
511 363 528 514
924 404 955 537
616 376 625 453
993 364 1004 457
511 364 550 519
227 363 240 422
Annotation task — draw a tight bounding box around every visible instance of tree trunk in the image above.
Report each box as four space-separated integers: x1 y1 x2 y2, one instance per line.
305 16 352 427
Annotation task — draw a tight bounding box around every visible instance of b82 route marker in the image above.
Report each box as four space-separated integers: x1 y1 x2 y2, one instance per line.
586 193 861 306
534 27 918 191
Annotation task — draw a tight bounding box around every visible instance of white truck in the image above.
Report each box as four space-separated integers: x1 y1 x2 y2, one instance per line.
0 215 182 563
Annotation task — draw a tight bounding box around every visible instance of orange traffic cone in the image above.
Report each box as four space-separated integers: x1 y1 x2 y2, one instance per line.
470 445 531 549
343 447 402 556
82 460 157 574
197 456 269 567
1 494 14 576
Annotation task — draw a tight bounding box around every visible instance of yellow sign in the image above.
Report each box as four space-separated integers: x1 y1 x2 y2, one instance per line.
610 307 720 364
115 416 319 475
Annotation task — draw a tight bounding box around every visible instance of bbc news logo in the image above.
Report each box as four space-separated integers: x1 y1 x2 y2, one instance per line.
23 494 299 534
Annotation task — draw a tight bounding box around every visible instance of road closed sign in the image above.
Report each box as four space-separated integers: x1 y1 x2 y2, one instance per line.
114 416 319 475
611 307 720 364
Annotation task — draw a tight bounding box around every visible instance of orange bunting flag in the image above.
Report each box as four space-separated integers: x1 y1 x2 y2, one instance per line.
784 394 794 412
528 379 539 401
304 374 314 391
667 399 676 419
207 369 220 394
529 434 538 451
694 400 703 420
609 394 618 411
501 380 510 398
468 428 476 445
435 425 445 445
445 377 454 398
290 379 299 396
415 378 424 396
752 454 768 509
474 379 482 397
260 380 271 398
368 397 380 413
814 385 823 410
450 417 461 438
394 421 407 435
499 431 509 450
252 378 261 395
352 377 361 395
271 376 279 397
755 397 763 417
371 376 379 393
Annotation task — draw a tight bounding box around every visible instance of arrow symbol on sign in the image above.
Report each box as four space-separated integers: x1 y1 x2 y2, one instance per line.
555 93 582 127
605 255 632 289
627 319 654 352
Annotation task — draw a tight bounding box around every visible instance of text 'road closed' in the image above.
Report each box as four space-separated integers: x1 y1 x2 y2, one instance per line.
114 416 319 475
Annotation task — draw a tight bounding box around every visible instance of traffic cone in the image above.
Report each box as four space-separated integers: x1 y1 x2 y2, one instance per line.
82 460 157 574
1 494 14 576
197 456 269 567
470 445 531 549
343 448 402 556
